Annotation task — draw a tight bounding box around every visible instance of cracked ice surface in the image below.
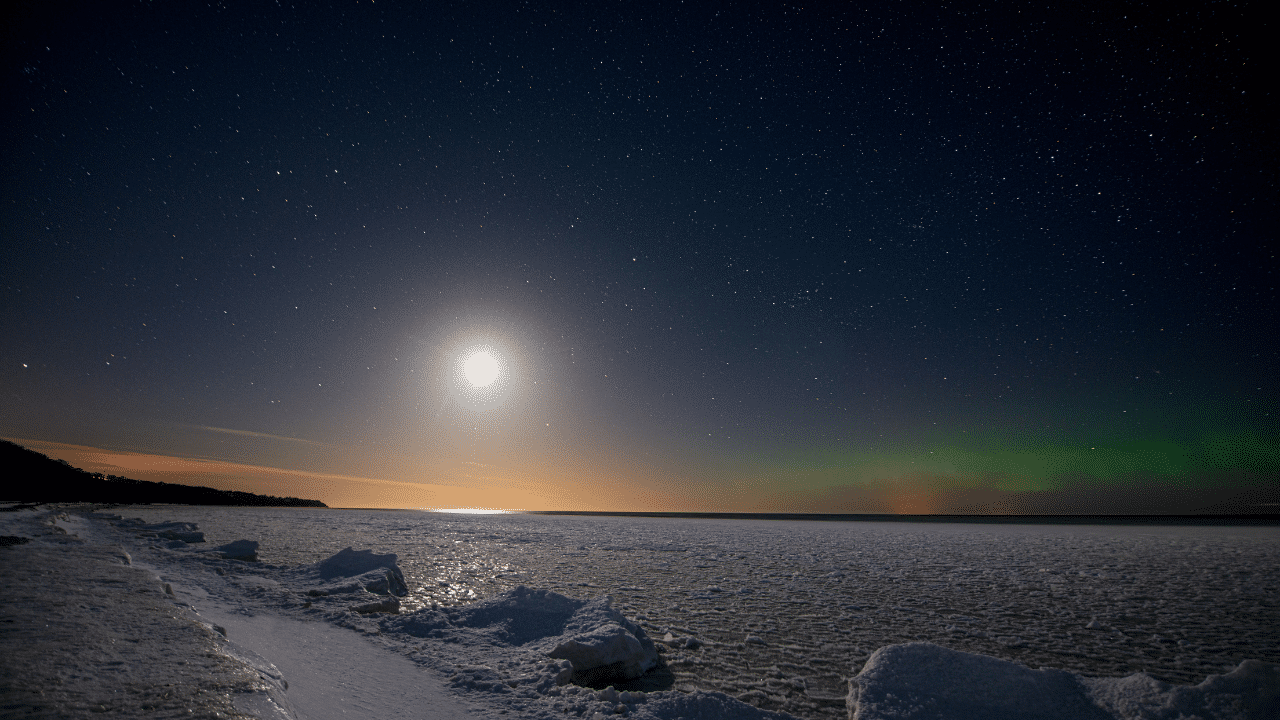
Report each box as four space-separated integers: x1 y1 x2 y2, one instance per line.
115 507 1280 720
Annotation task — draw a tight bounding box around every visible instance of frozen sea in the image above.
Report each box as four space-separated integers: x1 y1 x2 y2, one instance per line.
103 506 1279 719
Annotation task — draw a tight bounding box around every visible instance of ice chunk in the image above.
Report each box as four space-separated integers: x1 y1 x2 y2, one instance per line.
848 642 1111 719
305 547 407 596
548 594 659 683
316 546 400 579
597 686 620 703
548 620 656 683
549 658 575 686
660 631 699 649
212 539 259 561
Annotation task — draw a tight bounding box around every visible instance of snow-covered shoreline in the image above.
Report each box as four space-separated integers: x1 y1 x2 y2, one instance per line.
2 506 1277 719
0 506 295 719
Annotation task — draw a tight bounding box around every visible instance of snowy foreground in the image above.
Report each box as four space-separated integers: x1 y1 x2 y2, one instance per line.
1 507 1277 719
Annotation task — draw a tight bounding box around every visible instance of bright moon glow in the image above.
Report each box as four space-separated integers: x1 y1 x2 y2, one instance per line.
463 350 501 388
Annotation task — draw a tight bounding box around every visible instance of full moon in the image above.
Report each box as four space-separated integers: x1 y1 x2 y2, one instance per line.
462 349 502 388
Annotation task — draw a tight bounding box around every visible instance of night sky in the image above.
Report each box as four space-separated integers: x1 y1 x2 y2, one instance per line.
4 1 1276 512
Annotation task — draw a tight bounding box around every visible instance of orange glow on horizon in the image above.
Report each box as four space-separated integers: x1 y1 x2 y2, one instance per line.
6 437 696 512
7 438 586 510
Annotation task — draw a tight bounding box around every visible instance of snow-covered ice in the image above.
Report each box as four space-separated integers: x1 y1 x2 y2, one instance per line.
3 505 1278 719
847 641 1278 719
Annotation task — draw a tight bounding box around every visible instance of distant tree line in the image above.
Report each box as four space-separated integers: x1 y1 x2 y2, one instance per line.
1 440 326 508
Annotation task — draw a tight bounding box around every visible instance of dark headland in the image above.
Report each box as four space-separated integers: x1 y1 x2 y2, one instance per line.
0 440 326 508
